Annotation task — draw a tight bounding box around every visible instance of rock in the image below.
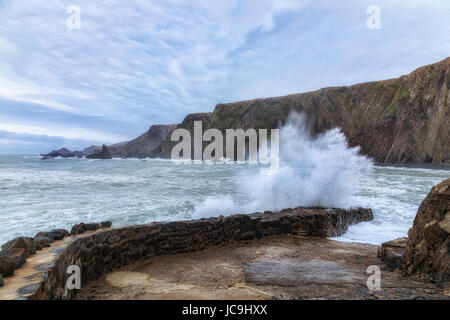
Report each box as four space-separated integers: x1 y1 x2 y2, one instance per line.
101 221 112 228
49 229 69 240
109 125 177 158
85 223 100 231
0 274 3 286
377 237 407 271
0 251 15 277
70 223 87 235
34 237 51 250
403 178 450 281
42 148 83 158
35 232 55 243
86 145 112 160
1 237 36 257
240 231 256 241
8 248 26 269
82 145 102 156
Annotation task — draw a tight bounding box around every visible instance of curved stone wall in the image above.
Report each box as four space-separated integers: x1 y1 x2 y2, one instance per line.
0 207 372 300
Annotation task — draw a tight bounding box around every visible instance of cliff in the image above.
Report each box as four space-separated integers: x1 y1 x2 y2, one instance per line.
205 57 450 163
112 57 450 163
109 124 177 158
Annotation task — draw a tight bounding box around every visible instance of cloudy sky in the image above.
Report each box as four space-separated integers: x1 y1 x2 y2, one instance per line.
0 0 449 154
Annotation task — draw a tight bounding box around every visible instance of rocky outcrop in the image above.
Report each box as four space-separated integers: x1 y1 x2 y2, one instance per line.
1 237 36 257
403 178 450 281
42 148 83 158
70 221 110 235
34 237 50 250
8 248 26 269
377 237 408 271
0 252 15 277
109 124 177 158
86 145 112 160
82 145 101 156
34 232 55 244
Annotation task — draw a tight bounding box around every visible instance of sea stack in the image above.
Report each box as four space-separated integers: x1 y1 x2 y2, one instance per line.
86 145 113 160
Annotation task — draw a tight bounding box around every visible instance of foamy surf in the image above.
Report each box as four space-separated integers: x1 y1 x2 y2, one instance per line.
193 113 373 218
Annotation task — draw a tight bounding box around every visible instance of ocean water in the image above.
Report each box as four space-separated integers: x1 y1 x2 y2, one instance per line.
0 115 448 245
0 155 448 245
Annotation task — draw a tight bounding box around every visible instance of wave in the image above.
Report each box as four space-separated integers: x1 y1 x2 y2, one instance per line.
193 112 373 218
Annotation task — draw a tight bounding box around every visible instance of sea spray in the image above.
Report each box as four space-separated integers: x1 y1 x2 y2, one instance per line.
193 112 374 218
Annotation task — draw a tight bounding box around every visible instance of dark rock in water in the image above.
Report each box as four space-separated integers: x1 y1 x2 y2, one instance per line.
34 237 51 250
403 178 450 281
377 237 407 271
82 145 102 156
0 251 15 277
70 222 87 235
8 248 26 269
49 229 69 241
100 221 112 228
86 145 112 159
42 148 83 158
41 157 51 160
1 237 36 257
34 232 55 243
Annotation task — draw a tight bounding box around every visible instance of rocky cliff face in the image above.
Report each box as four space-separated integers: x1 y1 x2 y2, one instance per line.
100 58 450 163
203 57 450 164
109 124 177 158
402 178 450 281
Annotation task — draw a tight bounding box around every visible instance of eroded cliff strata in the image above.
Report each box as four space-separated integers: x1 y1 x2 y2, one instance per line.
111 57 450 164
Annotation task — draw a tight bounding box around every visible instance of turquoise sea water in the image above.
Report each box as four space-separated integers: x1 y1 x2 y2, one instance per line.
0 155 448 245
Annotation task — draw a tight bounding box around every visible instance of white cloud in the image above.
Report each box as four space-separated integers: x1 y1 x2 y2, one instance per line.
0 122 127 143
0 0 449 154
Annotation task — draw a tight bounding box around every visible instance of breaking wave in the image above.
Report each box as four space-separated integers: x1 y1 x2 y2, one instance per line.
193 112 373 218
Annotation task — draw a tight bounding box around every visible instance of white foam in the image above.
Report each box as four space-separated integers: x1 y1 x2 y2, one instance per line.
193 112 373 217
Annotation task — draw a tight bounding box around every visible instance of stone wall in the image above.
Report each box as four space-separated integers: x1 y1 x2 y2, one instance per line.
0 206 372 300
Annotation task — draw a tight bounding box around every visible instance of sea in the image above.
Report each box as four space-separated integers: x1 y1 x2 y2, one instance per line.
0 115 448 245
0 155 448 246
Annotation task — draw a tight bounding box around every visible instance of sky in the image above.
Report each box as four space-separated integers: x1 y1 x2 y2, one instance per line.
0 0 449 154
